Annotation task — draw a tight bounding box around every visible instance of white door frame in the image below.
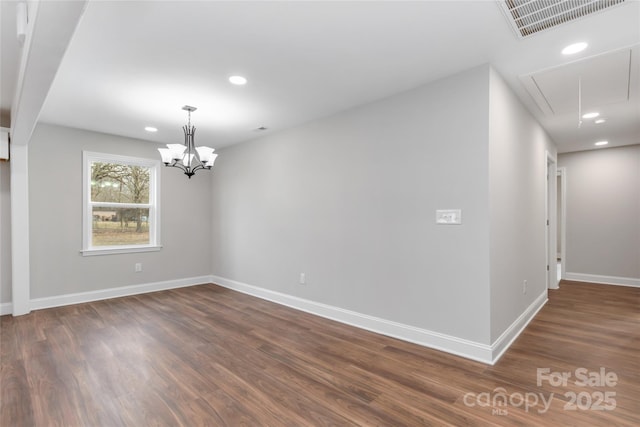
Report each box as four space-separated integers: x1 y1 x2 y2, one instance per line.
546 151 559 290
557 167 567 283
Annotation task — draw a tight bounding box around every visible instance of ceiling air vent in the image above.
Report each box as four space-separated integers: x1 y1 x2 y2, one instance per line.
499 0 626 38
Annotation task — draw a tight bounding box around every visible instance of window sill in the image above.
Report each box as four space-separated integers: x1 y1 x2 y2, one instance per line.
80 245 162 257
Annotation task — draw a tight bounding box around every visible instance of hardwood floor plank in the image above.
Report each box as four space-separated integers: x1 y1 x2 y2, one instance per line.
1 280 638 426
0 360 34 425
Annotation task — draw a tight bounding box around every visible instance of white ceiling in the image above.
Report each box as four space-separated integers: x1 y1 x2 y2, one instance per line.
2 1 640 153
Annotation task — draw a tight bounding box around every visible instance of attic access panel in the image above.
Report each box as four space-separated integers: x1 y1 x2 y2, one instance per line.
520 48 631 115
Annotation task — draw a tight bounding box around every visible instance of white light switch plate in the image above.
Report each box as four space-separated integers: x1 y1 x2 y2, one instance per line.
436 209 462 225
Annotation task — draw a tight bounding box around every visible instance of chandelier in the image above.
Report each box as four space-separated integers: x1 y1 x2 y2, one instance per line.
157 106 217 178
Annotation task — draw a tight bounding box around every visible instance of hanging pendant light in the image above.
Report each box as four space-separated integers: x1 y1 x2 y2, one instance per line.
157 106 217 179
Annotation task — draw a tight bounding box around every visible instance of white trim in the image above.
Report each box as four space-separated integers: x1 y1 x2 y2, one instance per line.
81 245 162 257
211 275 495 364
29 276 210 311
9 0 88 317
17 275 550 364
557 167 567 284
546 151 559 290
10 145 30 315
0 302 13 316
564 273 640 288
489 290 548 364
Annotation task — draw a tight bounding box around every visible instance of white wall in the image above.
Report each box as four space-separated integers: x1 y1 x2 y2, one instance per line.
211 65 493 344
0 161 11 306
28 123 212 299
488 68 556 342
558 145 640 283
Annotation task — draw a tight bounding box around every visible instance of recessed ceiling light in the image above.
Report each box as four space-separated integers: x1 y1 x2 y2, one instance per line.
594 141 608 146
562 42 588 55
145 126 158 132
229 75 247 85
594 119 606 124
582 112 599 119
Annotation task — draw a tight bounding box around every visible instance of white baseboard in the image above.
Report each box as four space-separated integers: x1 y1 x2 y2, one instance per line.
29 276 211 312
565 272 640 288
489 291 548 364
0 302 12 316
211 275 499 364
5 274 548 365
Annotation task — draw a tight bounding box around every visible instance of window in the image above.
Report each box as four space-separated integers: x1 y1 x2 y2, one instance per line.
82 151 161 256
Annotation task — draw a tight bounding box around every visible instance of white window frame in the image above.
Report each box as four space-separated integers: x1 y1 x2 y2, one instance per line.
82 151 161 256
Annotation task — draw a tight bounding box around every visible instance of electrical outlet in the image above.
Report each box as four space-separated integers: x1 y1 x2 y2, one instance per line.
523 280 527 294
299 273 306 285
135 263 142 273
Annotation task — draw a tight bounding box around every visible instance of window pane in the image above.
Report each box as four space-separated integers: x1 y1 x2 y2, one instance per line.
91 162 150 204
92 207 150 246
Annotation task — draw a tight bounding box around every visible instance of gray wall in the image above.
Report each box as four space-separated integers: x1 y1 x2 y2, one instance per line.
558 145 640 279
0 161 10 304
211 65 493 344
10 63 555 353
28 124 212 299
488 68 556 342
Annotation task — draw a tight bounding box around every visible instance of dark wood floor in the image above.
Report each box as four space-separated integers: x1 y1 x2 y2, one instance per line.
1 280 638 426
